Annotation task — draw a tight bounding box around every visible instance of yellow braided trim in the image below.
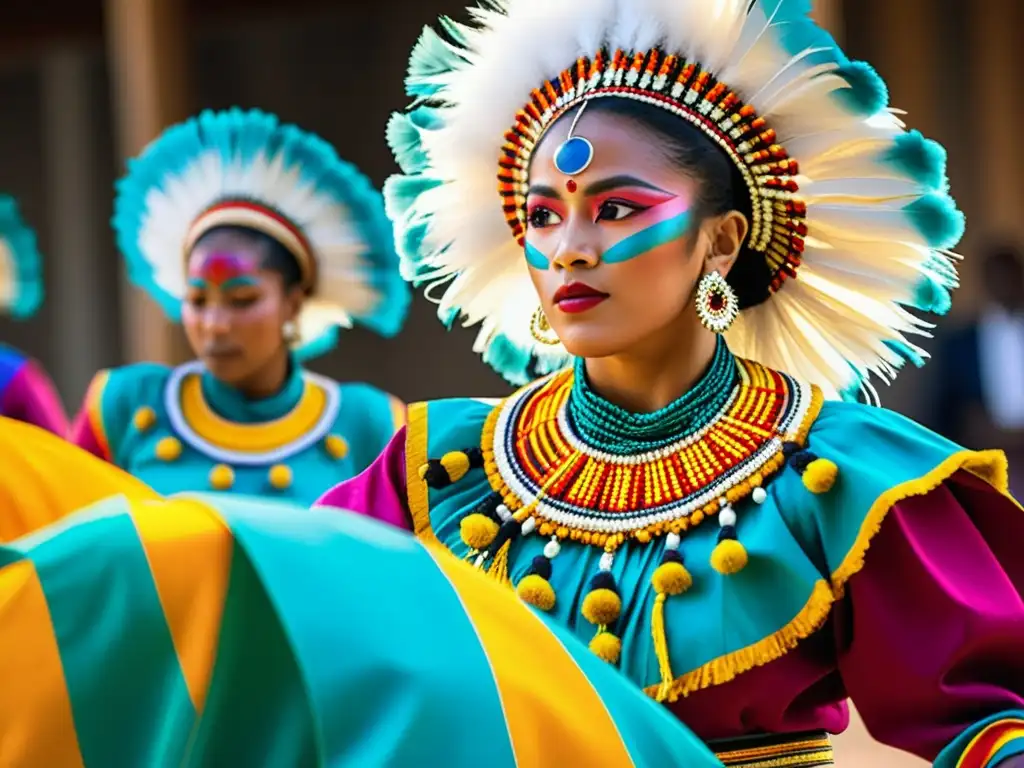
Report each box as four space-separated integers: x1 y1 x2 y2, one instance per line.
716 750 834 767
645 448 1014 702
405 401 442 547
716 736 832 761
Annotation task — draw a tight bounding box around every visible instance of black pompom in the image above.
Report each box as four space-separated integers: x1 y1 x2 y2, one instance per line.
465 447 485 470
782 441 801 458
471 492 502 521
661 548 684 565
422 459 452 488
717 524 737 543
790 450 818 474
530 555 552 580
482 518 521 558
589 570 618 593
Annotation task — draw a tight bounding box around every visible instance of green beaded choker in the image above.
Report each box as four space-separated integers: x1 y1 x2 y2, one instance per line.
567 336 738 456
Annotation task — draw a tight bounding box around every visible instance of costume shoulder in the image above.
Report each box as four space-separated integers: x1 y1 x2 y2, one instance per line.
408 396 502 456
781 398 1007 586
335 380 407 455
82 362 172 464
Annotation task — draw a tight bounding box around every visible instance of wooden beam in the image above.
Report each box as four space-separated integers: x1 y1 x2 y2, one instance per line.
104 0 193 364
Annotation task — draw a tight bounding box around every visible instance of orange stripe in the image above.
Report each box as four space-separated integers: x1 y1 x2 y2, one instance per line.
389 395 408 434
85 370 112 461
957 719 1024 768
423 541 634 767
0 559 84 767
128 497 234 713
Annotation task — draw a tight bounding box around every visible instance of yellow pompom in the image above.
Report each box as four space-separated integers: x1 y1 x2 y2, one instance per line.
460 513 499 550
652 561 693 596
581 588 621 626
802 458 838 494
154 436 182 462
710 539 749 575
209 464 235 491
516 574 556 611
440 451 471 483
133 407 156 432
589 632 622 664
324 434 349 460
268 464 293 490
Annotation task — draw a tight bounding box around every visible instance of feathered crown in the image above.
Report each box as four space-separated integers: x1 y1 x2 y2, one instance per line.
384 0 964 399
0 195 43 320
114 108 410 359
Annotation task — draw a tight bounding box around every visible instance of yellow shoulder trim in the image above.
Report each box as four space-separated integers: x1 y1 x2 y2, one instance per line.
646 448 1015 702
405 401 440 545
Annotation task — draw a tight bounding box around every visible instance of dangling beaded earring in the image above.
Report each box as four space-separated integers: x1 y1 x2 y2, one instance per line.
530 305 561 345
695 271 739 334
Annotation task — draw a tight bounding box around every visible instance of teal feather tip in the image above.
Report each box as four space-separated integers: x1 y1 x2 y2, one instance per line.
834 61 889 116
387 113 427 175
884 339 927 369
904 194 966 250
0 195 44 319
883 131 948 191
406 24 459 99
383 174 442 221
482 333 536 387
912 274 953 316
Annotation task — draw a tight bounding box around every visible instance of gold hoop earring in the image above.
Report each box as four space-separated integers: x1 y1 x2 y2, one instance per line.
695 271 739 334
530 306 561 346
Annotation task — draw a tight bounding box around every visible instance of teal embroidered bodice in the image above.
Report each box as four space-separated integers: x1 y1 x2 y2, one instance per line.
405 356 996 702
83 360 404 506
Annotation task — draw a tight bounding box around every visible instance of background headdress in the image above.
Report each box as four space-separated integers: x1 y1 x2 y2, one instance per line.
385 0 964 400
115 108 410 359
0 195 43 320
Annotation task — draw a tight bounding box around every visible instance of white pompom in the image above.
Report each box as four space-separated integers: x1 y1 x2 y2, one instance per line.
719 506 737 527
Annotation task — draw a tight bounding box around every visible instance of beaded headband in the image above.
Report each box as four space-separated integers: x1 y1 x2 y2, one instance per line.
185 200 318 293
501 48 805 292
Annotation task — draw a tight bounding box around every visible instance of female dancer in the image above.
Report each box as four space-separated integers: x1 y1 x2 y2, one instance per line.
319 0 1024 765
0 419 719 767
0 195 69 434
70 109 409 506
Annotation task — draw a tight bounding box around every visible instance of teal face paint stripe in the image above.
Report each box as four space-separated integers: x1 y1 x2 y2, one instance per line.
525 242 550 270
603 210 692 264
528 610 721 767
190 497 516 767
13 497 197 767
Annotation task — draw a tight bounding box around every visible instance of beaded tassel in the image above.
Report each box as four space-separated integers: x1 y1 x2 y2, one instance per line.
582 551 623 664
785 442 839 494
419 447 484 489
651 532 692 701
710 500 747 575
460 492 503 556
517 532 558 611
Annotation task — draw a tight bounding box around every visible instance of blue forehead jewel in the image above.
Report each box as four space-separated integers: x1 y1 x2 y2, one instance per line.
553 103 594 176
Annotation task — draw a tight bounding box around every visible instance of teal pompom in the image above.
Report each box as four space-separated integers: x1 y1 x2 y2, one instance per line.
883 131 948 191
903 194 965 250
834 61 889 116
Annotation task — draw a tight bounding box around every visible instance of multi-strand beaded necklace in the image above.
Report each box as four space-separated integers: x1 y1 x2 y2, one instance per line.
419 343 831 698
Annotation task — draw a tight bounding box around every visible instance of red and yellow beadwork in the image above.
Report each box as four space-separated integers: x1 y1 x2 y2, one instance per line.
481 358 820 550
498 47 807 293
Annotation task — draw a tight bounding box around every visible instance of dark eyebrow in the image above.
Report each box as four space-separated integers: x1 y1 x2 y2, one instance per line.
525 184 562 199
583 175 671 196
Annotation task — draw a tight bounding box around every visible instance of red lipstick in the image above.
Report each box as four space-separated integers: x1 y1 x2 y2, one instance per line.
553 281 609 314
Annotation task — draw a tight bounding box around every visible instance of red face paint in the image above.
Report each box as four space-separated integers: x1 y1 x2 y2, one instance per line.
566 179 577 193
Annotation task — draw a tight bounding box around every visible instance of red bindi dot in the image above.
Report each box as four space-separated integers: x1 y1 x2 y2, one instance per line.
566 179 577 193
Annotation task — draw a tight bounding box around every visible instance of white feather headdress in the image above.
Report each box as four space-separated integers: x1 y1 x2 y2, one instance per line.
385 0 964 399
115 108 409 359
